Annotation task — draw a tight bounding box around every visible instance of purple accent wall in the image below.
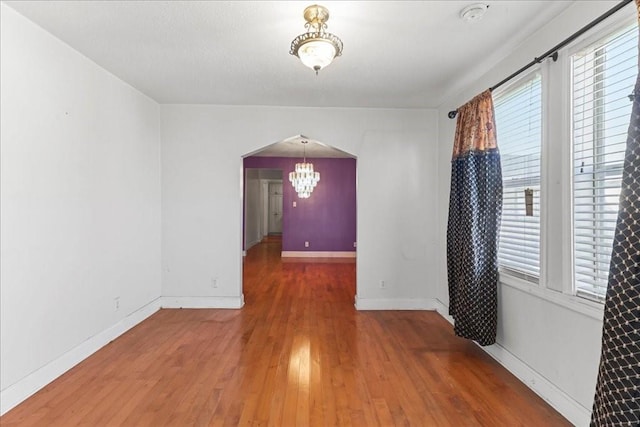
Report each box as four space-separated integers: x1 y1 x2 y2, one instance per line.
244 156 356 252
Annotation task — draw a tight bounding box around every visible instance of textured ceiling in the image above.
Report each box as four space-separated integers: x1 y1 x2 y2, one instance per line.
5 0 576 109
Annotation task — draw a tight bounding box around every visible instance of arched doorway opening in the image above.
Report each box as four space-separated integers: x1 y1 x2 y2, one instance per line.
241 135 357 304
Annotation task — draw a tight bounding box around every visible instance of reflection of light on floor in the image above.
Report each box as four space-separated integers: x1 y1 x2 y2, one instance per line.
289 335 311 388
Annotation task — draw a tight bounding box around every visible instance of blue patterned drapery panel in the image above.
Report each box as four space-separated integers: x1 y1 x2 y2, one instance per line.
447 90 503 346
591 2 640 424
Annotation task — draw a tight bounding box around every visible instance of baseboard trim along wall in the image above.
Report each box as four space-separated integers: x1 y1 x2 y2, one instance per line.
0 297 162 416
353 296 439 311
281 251 356 258
1 293 586 424
431 298 590 426
244 240 261 255
1 294 246 415
160 296 244 309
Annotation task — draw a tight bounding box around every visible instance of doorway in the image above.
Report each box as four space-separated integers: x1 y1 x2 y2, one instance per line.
241 135 358 305
244 169 282 252
267 182 283 235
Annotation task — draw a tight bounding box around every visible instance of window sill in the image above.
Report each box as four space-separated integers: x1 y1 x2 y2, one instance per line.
499 273 604 321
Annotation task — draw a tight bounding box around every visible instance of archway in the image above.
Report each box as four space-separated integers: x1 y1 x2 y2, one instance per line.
240 135 357 304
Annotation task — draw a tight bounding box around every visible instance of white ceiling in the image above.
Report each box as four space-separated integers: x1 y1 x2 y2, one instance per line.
5 0 576 110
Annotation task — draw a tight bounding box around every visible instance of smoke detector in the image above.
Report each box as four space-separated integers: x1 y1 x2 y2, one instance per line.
460 3 489 22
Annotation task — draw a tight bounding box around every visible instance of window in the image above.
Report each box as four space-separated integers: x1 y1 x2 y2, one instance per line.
571 23 638 301
494 72 542 282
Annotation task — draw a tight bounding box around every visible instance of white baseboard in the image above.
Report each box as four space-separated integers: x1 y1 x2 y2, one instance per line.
281 251 356 258
482 341 590 425
431 298 589 426
0 294 246 415
431 298 455 324
354 296 438 310
244 240 261 255
0 297 162 416
1 294 587 425
160 295 244 309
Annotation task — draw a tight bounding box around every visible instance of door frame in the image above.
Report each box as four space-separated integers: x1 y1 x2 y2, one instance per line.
239 144 358 308
266 180 283 235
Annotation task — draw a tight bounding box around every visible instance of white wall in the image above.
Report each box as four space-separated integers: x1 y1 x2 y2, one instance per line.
436 2 634 425
4 0 614 421
244 169 261 249
0 4 161 413
160 105 438 309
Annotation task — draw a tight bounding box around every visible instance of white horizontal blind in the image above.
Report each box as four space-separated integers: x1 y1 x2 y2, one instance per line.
572 23 638 301
494 72 542 282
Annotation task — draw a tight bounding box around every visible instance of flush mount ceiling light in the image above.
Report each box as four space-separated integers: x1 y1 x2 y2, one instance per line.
289 140 320 199
290 4 343 75
460 3 489 22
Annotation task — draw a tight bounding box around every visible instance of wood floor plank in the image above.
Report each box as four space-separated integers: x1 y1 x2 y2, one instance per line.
1 236 571 426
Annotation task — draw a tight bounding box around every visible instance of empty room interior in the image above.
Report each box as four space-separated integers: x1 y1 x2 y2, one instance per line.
1 1 639 426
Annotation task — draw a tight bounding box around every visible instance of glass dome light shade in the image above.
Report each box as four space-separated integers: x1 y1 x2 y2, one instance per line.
297 39 337 71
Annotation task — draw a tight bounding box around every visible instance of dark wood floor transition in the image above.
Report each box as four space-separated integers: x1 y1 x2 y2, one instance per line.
1 236 569 426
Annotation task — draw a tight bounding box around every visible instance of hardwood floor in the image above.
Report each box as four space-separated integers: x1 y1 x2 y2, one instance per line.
1 236 569 426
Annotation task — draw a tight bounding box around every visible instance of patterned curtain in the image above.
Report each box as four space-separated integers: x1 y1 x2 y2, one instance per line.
591 2 640 424
447 90 502 346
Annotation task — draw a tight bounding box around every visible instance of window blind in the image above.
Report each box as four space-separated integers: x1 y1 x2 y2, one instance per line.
494 72 542 282
572 23 638 301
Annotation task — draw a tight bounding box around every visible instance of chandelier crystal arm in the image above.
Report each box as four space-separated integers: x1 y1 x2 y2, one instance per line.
289 140 320 199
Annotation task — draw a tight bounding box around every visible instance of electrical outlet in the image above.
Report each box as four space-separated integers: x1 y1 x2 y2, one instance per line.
353 242 357 248
293 201 297 207
211 277 218 288
114 297 120 311
379 280 386 289
304 241 309 248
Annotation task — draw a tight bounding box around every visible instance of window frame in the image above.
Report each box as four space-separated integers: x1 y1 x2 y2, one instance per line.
565 14 638 303
491 6 637 319
493 68 545 285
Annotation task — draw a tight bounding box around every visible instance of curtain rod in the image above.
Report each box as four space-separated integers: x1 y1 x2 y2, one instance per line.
448 0 634 119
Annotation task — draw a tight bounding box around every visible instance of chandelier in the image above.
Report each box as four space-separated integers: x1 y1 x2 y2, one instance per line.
289 141 320 199
290 4 343 75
